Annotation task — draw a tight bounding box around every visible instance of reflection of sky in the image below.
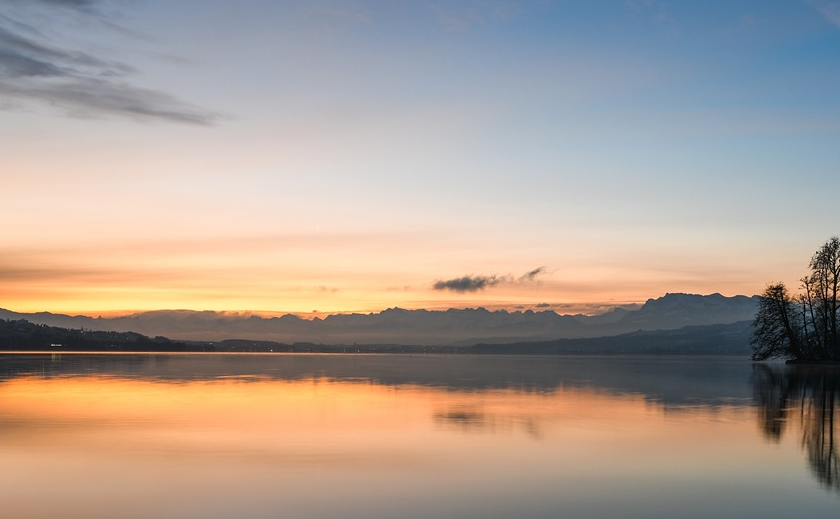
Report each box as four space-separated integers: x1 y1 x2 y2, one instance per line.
1 364 836 519
0 353 756 406
2 1 840 315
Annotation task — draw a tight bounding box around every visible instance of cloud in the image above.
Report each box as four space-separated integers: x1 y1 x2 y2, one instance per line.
535 302 551 308
0 78 218 125
519 266 546 282
433 267 547 293
433 275 503 293
0 1 218 124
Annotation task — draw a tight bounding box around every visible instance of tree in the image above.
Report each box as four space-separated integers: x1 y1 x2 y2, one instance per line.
802 237 840 359
752 236 840 361
751 282 802 360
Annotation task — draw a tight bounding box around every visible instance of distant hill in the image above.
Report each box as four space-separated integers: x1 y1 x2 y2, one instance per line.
471 320 754 356
0 318 753 356
0 293 759 346
0 319 207 352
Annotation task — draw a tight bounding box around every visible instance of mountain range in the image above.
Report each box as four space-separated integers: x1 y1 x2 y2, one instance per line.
0 293 759 346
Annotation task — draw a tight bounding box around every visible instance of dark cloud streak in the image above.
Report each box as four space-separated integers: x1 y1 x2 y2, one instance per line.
0 1 218 125
433 267 548 293
0 78 218 125
433 275 503 293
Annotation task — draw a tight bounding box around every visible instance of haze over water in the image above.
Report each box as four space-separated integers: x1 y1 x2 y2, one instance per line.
1 353 837 519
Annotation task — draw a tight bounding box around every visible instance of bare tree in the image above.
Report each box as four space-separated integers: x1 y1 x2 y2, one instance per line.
753 236 840 361
807 237 840 359
751 282 802 360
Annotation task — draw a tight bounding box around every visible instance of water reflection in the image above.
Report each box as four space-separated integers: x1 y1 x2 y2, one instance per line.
752 364 840 491
0 353 754 407
2 353 839 518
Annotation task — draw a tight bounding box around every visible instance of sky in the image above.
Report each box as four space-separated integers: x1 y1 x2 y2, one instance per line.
2 0 840 317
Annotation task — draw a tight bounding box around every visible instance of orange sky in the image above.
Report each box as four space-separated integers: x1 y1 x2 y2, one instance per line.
1 225 793 316
2 1 839 316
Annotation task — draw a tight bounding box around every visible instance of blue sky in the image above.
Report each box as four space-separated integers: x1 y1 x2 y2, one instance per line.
2 0 839 315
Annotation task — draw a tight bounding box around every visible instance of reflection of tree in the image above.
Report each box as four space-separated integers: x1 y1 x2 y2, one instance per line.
800 373 839 489
752 364 840 491
752 365 790 442
432 406 543 439
433 408 490 432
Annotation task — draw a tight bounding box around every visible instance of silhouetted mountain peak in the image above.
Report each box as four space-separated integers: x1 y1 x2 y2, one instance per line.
0 293 761 345
624 293 758 329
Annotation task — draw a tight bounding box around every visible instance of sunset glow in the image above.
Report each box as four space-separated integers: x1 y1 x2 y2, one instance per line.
3 1 839 316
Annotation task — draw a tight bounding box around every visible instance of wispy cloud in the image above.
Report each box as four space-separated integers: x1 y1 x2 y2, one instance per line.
433 267 547 293
805 0 840 29
0 1 218 124
519 266 546 282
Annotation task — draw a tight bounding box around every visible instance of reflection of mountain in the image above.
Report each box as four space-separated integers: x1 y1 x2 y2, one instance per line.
0 353 754 408
0 293 759 345
752 364 840 491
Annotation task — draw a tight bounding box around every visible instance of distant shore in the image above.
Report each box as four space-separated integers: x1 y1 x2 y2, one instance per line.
1 317 754 356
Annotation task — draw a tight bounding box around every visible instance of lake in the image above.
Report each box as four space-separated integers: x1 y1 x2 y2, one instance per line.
0 353 838 518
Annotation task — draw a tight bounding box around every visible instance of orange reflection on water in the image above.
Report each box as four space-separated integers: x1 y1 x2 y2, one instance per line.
0 373 778 519
0 374 754 457
1 376 439 457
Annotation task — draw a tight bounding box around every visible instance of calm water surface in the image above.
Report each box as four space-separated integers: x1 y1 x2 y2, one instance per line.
0 353 837 518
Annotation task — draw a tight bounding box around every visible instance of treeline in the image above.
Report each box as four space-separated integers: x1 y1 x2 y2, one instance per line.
1 318 753 355
0 319 211 352
752 237 840 361
0 319 465 353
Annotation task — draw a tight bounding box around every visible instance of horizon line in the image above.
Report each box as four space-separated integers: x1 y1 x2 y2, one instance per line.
0 292 758 320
